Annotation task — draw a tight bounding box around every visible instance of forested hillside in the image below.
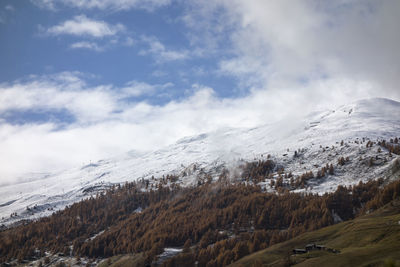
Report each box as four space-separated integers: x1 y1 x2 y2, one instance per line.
1 163 400 266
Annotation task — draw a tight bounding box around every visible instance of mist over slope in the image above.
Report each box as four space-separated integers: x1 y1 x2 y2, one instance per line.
1 97 399 226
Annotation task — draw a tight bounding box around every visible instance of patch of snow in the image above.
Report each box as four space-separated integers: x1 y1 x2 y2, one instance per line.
86 230 105 242
156 247 183 263
134 207 143 213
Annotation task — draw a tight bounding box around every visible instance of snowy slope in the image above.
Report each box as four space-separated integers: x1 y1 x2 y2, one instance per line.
1 98 400 226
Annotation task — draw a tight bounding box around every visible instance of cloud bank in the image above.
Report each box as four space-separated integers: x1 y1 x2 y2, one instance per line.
0 72 387 184
202 0 400 97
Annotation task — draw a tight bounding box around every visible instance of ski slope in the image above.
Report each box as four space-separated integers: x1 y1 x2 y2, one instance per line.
1 97 400 226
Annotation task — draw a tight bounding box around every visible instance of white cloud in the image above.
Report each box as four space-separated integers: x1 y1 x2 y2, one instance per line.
121 80 172 97
0 73 114 123
31 0 171 11
44 15 133 51
140 36 189 62
0 72 174 125
70 41 104 51
5 5 15 11
183 0 400 98
47 15 125 38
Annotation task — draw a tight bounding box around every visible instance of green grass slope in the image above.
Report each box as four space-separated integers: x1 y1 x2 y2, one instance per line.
98 253 146 267
230 199 400 267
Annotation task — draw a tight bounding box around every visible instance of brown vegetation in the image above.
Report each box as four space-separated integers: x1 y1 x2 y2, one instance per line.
1 172 399 266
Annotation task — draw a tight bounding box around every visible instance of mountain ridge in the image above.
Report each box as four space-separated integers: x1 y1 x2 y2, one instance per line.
1 97 399 226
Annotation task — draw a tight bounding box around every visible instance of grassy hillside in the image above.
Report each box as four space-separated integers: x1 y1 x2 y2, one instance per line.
230 199 400 267
98 253 146 267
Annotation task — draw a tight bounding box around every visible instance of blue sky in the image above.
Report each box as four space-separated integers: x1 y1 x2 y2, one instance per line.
0 0 399 182
0 0 238 105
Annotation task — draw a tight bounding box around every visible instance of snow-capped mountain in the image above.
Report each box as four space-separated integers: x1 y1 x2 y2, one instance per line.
1 98 400 226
